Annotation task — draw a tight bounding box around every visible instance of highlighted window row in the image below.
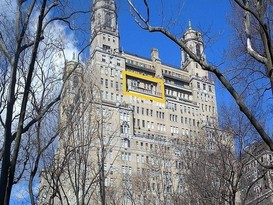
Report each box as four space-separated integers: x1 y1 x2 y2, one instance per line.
122 70 165 103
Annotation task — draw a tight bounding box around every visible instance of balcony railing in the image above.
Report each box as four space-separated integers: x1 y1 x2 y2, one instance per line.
165 82 192 92
162 70 190 82
126 59 155 72
128 85 162 98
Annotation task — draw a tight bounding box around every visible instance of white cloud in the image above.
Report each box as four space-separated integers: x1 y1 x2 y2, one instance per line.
0 1 81 204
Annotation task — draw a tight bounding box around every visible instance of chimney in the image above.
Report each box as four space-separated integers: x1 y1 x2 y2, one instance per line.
151 48 161 62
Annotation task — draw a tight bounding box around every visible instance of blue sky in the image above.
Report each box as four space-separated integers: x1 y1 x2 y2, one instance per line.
118 0 232 66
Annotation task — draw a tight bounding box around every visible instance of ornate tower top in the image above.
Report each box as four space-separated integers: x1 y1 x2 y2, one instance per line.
90 0 120 53
180 24 208 78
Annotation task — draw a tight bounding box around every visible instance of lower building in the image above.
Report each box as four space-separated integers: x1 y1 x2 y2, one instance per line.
240 141 273 205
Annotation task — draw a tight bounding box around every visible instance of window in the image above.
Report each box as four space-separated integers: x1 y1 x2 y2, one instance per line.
197 82 200 88
170 114 178 122
105 13 112 27
196 44 201 57
120 122 129 134
72 76 79 89
102 55 106 62
121 152 131 161
103 44 110 51
105 91 108 99
136 154 140 163
176 161 183 169
137 168 141 175
124 138 130 148
105 79 108 88
121 138 130 148
122 166 125 174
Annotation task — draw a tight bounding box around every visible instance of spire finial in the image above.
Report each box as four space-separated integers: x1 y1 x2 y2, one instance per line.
189 20 192 29
72 52 76 61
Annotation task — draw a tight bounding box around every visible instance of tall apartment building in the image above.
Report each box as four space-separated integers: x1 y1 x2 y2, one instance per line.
39 0 226 204
88 0 218 145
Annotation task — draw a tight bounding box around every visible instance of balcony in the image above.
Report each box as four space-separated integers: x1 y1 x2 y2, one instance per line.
165 82 192 92
128 85 162 98
126 59 155 73
165 93 196 104
162 70 190 82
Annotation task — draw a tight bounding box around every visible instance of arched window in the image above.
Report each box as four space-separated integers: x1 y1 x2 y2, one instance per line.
120 121 129 134
105 13 111 27
73 75 79 89
123 138 130 148
196 44 201 57
98 14 101 25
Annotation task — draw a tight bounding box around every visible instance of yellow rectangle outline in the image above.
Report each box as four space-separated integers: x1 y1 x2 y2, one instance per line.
122 70 165 103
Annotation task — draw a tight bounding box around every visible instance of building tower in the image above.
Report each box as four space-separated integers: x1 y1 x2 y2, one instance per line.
181 23 218 128
91 0 120 53
181 21 207 79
